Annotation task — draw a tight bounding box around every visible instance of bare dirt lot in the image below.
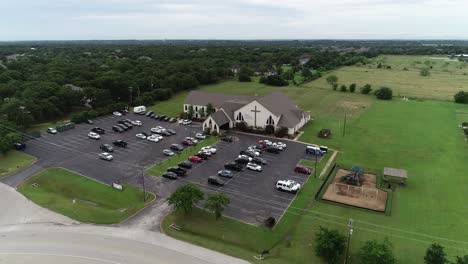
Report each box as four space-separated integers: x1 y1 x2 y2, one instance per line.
322 169 387 211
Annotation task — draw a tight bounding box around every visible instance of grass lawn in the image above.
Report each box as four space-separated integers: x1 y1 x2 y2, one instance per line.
146 136 219 176
0 151 36 178
17 168 155 224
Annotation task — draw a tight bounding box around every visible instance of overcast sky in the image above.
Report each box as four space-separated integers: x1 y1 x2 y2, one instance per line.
1 0 467 40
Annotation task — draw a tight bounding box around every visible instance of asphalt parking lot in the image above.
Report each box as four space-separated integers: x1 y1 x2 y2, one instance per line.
7 113 324 225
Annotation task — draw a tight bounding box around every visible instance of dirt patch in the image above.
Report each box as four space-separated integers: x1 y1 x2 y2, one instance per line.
322 169 387 212
339 100 370 111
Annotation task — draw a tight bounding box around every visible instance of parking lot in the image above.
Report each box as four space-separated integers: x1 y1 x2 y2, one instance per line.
10 113 323 225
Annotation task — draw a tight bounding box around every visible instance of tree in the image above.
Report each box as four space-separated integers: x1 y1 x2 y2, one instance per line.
361 84 372 94
420 68 431 77
358 239 395 264
301 68 312 78
424 243 448 264
455 255 468 264
204 192 230 220
340 84 348 92
275 127 289 138
259 75 289 86
206 103 215 115
349 83 356 93
454 91 468 104
198 107 206 119
188 105 194 119
326 75 338 87
314 226 346 264
375 87 393 100
0 132 22 154
332 83 338 91
167 184 204 214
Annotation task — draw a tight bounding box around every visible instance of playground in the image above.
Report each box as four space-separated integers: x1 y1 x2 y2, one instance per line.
322 167 387 212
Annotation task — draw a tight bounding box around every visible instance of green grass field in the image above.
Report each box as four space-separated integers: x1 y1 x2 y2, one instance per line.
17 168 155 224
153 55 468 263
146 137 219 176
0 151 36 178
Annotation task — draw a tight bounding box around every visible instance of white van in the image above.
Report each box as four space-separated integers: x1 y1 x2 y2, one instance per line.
133 106 146 113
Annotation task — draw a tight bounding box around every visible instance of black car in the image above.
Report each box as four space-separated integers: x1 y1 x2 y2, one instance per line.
218 170 233 178
166 129 176 135
208 176 225 186
195 152 209 160
167 166 187 176
252 157 267 165
170 144 184 151
266 147 280 154
160 130 171 136
150 113 156 118
163 117 171 122
91 127 105 134
123 122 133 128
239 150 255 158
117 124 129 131
14 142 26 150
162 172 178 180
113 140 127 148
224 162 243 172
153 114 160 119
141 131 150 137
169 118 177 123
221 136 233 142
158 115 166 120
145 111 154 117
112 126 124 133
100 144 114 152
235 157 249 165
178 161 193 169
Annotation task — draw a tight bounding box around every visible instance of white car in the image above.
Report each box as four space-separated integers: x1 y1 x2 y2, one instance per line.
88 132 100 140
147 135 160 142
178 119 184 124
199 150 212 156
276 142 287 149
271 143 284 151
131 120 142 126
246 149 260 156
182 119 192 125
136 133 147 139
201 146 217 154
246 162 262 172
185 137 198 144
98 152 113 161
195 133 206 140
238 155 252 161
276 180 301 194
113 111 122 116
47 127 57 134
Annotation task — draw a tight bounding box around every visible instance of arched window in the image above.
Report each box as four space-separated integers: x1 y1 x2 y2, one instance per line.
209 119 212 126
266 115 275 125
236 112 244 121
195 106 198 111
185 105 188 111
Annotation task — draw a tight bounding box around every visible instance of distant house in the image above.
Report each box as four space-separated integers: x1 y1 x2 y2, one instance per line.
183 91 311 135
299 54 311 66
64 84 83 92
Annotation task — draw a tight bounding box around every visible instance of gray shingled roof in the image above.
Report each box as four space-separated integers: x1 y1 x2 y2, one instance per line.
383 167 408 179
184 91 256 108
209 110 230 126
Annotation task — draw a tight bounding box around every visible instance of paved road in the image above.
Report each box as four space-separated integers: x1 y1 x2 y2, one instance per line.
0 224 250 264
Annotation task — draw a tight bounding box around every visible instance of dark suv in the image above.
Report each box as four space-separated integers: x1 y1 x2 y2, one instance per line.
91 127 105 134
224 162 243 172
113 140 127 148
208 176 225 186
117 124 129 131
252 157 267 165
178 161 193 169
167 166 187 176
235 157 249 165
100 144 114 152
170 144 184 151
266 147 280 154
112 126 124 133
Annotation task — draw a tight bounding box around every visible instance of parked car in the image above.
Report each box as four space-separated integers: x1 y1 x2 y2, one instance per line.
306 145 324 155
145 111 154 117
160 130 172 136
188 156 202 163
147 134 160 142
195 133 206 140
131 120 142 126
117 124 129 131
169 118 177 123
246 162 262 172
319 146 328 153
162 172 178 180
100 144 114 152
153 114 160 119
98 152 113 161
136 133 147 139
195 152 209 160
271 143 284 151
86 119 93 124
239 150 256 158
218 170 233 178
276 180 301 194
208 176 225 186
123 122 133 128
224 162 243 171
182 119 192 125
14 142 26 150
167 166 187 176
166 129 177 135
158 115 166 120
112 126 124 133
266 147 280 154
294 165 312 175
113 111 122 116
238 155 252 161
113 140 127 148
201 146 217 154
88 132 100 140
252 157 267 165
170 144 184 151
136 111 146 115
163 117 171 122
91 127 105 134
185 137 198 144
47 127 57 134
150 113 156 118
182 139 193 146
276 142 287 149
178 161 193 169
163 149 175 156
221 135 233 142
199 150 212 157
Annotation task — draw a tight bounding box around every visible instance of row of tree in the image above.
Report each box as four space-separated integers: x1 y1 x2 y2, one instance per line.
326 75 393 100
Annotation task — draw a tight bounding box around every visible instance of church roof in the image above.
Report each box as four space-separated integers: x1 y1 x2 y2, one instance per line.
184 91 256 108
209 109 230 126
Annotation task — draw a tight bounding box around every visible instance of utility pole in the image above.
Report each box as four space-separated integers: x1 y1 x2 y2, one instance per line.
129 86 133 107
314 154 318 178
342 113 347 137
344 219 354 264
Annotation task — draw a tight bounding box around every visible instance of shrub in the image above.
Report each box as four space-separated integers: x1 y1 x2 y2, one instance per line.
238 73 251 82
87 110 98 119
326 75 338 86
236 121 248 132
275 127 289 138
454 91 468 104
265 125 275 135
314 227 346 264
264 217 276 229
420 68 431 77
69 112 87 124
361 84 372 94
332 83 338 91
375 87 393 100
259 75 288 86
349 83 356 93
340 84 347 92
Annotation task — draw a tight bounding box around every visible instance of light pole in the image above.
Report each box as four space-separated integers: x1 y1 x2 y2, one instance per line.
141 168 147 202
344 219 354 264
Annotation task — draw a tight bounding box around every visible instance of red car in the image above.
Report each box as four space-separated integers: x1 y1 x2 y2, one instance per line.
294 165 312 175
188 156 202 163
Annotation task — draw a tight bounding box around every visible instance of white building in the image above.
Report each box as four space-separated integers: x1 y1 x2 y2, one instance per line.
183 91 311 135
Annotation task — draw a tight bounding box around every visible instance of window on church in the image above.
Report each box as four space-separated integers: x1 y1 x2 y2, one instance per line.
185 105 188 111
266 115 275 125
236 112 244 121
195 106 198 111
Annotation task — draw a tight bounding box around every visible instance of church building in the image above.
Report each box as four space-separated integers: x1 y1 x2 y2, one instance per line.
183 91 311 135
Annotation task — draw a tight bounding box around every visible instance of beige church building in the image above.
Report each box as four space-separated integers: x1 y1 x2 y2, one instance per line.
183 91 311 135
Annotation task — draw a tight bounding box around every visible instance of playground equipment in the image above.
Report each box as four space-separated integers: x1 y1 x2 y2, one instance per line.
340 165 363 186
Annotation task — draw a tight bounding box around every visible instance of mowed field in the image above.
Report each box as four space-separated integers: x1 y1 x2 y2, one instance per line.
149 55 468 263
